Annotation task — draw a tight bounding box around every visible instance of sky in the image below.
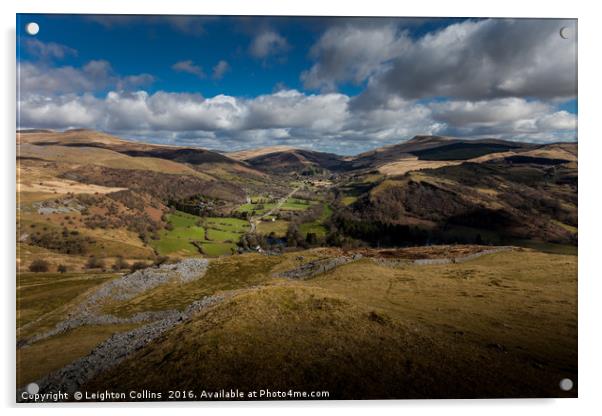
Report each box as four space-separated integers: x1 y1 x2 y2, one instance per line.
17 14 577 155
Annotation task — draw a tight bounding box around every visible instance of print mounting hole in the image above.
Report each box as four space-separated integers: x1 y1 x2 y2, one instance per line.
559 378 573 391
26 22 39 36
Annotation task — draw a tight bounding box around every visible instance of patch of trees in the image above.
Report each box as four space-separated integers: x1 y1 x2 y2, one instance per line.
85 256 105 270
169 195 224 217
84 211 159 237
107 190 147 211
329 211 493 248
28 228 93 255
62 166 245 203
29 259 50 272
112 256 130 271
236 232 285 253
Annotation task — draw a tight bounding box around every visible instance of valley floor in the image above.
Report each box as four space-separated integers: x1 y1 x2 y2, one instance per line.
17 245 577 400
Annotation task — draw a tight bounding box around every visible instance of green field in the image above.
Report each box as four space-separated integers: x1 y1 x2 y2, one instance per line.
256 219 290 237
234 202 276 215
281 198 314 211
150 211 204 256
150 212 249 257
299 204 333 238
234 197 315 216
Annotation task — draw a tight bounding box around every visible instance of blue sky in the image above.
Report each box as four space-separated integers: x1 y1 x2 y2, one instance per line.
17 14 578 154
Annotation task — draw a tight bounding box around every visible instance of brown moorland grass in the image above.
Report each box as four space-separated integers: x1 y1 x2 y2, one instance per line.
17 272 118 334
310 250 577 390
17 247 577 399
86 277 576 398
17 323 139 387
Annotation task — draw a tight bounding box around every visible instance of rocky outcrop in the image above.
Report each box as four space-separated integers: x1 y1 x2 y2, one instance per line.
412 247 513 265
278 254 363 280
19 295 224 398
19 258 209 347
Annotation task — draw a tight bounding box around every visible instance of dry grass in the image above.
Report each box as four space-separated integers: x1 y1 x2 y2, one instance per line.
19 143 211 178
17 272 118 340
17 247 577 399
227 146 296 161
378 157 461 176
17 163 126 196
310 250 577 391
87 262 577 398
377 145 577 177
17 323 139 386
17 243 90 273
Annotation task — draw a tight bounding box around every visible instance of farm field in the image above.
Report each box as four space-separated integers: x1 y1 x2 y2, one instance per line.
299 203 333 238
234 196 316 216
150 211 249 257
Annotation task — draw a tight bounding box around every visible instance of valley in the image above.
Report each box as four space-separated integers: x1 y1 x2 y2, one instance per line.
16 129 578 399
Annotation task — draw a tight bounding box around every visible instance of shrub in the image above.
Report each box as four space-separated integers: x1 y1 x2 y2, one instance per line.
112 256 130 271
130 261 149 272
85 256 105 270
154 256 169 266
29 259 50 273
57 264 68 273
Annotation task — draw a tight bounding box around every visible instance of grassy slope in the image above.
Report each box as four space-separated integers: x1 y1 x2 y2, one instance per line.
17 272 116 328
17 323 139 386
82 248 576 399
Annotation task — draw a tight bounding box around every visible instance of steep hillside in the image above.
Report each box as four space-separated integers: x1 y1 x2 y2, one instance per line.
350 135 533 170
336 158 577 246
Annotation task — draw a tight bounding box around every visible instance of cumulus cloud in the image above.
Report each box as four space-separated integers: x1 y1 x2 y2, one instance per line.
212 60 230 80
23 38 77 60
244 90 349 131
18 60 154 97
18 88 576 154
305 18 577 105
249 30 290 59
172 60 205 78
429 98 577 141
301 23 409 91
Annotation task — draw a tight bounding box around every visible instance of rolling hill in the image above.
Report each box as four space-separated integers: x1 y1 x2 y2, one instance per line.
16 129 578 400
336 156 577 246
349 135 535 170
229 147 350 175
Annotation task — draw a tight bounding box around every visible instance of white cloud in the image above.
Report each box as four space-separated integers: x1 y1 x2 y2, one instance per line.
249 30 289 59
18 89 577 154
305 18 577 104
18 60 154 97
429 98 577 140
301 23 409 91
24 38 77 60
172 60 205 78
244 90 349 131
212 60 230 80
